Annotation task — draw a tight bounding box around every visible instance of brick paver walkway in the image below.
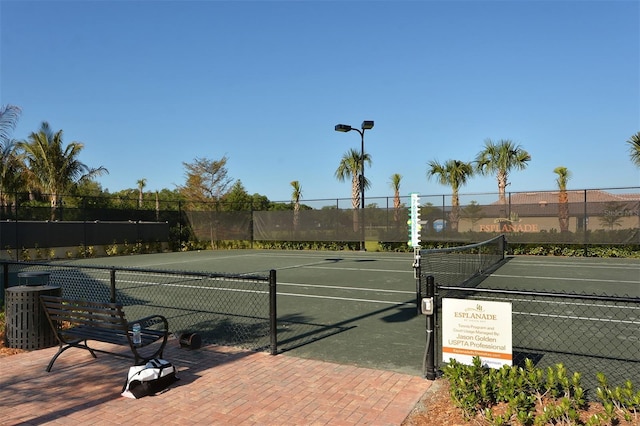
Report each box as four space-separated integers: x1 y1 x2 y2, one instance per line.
0 339 432 425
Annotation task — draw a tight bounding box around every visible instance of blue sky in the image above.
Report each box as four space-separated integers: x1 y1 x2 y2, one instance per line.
1 0 638 204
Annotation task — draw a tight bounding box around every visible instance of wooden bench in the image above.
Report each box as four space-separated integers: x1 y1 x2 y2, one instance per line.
40 295 169 372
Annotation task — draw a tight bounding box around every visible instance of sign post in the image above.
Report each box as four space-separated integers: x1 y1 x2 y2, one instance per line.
420 276 437 380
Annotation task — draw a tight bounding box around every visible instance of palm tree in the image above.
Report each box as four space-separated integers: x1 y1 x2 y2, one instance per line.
627 131 640 167
290 180 302 231
599 201 625 230
553 166 572 233
19 122 108 217
389 173 402 223
0 104 21 146
0 105 23 211
462 201 485 231
137 178 147 208
427 159 474 232
0 142 25 211
476 139 531 211
335 148 372 232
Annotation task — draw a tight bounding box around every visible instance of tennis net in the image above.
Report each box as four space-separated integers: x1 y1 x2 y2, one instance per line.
418 234 506 288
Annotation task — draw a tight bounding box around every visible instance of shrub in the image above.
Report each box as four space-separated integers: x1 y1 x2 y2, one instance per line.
443 356 638 425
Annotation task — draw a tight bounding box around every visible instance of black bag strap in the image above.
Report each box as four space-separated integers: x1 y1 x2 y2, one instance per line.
122 359 173 393
122 365 146 392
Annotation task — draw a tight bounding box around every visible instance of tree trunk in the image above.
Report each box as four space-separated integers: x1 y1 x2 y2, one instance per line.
352 175 360 233
497 171 508 218
558 191 569 232
293 203 300 231
393 192 401 223
449 193 460 232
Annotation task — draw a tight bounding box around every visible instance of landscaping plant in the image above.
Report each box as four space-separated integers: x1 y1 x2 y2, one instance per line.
443 356 639 425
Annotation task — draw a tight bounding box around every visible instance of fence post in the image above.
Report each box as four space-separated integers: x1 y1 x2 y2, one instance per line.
423 275 437 380
110 268 116 303
441 195 446 238
583 189 588 256
178 200 183 251
269 269 277 355
3 262 8 292
250 205 254 249
15 197 19 261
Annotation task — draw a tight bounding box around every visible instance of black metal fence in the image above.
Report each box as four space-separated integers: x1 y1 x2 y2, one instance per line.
1 261 278 354
428 282 640 396
0 187 637 252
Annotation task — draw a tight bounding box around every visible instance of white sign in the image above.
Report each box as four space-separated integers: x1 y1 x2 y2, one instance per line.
442 298 513 368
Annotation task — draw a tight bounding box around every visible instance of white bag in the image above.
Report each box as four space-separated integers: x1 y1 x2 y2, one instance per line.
121 358 178 399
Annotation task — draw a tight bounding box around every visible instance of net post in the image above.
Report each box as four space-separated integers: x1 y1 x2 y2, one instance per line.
423 275 437 380
269 269 277 355
413 247 421 315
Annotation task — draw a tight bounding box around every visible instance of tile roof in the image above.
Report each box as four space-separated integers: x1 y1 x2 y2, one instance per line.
496 190 640 205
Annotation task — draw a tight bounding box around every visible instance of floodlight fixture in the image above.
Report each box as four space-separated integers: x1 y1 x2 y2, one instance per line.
335 124 352 132
361 120 374 130
334 119 375 251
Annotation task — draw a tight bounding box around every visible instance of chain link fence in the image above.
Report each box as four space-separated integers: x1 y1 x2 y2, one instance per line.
0 187 637 253
2 261 277 353
432 283 640 396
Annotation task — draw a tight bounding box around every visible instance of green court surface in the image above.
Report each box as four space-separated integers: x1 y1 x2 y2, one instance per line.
61 251 639 377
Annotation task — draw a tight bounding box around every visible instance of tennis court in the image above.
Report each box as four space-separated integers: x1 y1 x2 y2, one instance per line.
58 250 423 375
419 247 639 390
43 248 637 381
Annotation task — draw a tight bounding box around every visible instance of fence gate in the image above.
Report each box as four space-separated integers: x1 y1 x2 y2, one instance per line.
419 278 640 394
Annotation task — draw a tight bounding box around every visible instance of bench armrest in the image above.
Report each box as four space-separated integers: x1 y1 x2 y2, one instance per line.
128 314 170 363
128 314 169 333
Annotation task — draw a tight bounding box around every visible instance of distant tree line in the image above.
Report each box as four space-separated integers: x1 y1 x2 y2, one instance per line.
2 104 638 226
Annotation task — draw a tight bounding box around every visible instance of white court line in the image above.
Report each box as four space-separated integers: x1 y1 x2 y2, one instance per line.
480 295 639 312
303 265 413 273
270 259 352 271
241 261 413 275
491 273 639 285
85 275 270 294
508 260 640 270
277 291 415 306
162 282 267 294
278 281 414 294
109 275 414 295
114 272 259 283
244 252 412 263
104 276 413 305
149 281 413 306
114 253 264 269
134 252 412 269
132 255 404 273
513 311 640 325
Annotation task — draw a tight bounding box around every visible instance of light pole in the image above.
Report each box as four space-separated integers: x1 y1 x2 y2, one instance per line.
335 120 374 251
